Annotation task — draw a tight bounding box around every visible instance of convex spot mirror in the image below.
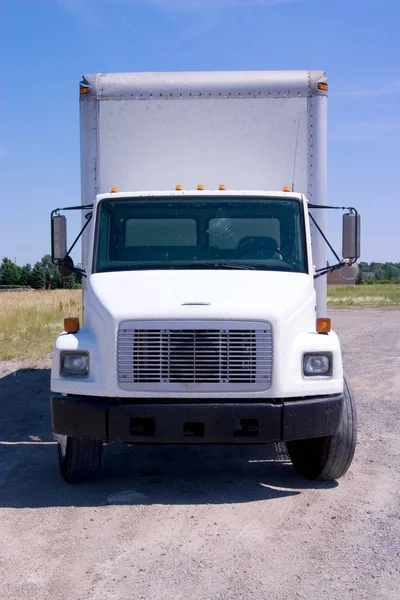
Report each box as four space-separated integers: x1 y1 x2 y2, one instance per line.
338 262 359 281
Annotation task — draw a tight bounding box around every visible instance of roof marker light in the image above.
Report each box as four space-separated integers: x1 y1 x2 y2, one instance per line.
175 184 183 191
283 185 291 192
197 184 204 190
110 187 119 193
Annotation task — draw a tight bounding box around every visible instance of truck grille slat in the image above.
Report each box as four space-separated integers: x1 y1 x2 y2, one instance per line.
117 322 273 391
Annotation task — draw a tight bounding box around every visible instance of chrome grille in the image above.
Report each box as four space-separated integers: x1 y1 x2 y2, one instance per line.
117 322 272 391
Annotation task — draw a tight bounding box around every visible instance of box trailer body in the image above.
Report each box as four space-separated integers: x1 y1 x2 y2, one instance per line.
50 71 358 483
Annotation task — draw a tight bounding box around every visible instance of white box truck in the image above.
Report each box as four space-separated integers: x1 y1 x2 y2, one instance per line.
50 70 360 483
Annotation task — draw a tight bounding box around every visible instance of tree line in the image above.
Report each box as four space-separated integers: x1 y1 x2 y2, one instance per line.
357 262 400 284
0 256 81 289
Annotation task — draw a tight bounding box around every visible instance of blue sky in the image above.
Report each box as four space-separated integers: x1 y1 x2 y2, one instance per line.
1 0 399 265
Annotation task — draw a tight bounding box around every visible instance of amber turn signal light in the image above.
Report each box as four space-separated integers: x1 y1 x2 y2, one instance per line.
316 318 331 334
64 317 80 333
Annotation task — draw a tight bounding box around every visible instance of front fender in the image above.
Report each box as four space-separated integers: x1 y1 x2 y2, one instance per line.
50 328 104 394
276 329 343 397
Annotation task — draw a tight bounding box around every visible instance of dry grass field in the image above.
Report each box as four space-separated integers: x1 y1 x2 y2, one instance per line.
1 285 400 362
0 290 81 361
328 283 400 307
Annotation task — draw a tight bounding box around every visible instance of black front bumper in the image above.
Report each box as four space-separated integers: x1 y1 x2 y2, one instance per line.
51 394 344 444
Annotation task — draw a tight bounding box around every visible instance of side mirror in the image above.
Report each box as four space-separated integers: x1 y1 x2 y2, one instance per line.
51 215 75 277
338 262 359 281
342 211 361 261
51 215 67 261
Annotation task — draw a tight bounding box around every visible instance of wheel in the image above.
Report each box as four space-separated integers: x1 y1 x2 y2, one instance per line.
57 435 103 483
286 377 357 481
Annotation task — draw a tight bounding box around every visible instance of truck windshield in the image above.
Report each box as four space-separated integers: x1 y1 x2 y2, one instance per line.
94 197 308 274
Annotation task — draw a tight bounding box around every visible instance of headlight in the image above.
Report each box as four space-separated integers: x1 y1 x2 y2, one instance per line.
303 353 332 376
61 352 89 377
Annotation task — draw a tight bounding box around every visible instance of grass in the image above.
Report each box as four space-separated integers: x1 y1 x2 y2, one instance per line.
0 290 81 361
328 284 400 308
1 285 399 362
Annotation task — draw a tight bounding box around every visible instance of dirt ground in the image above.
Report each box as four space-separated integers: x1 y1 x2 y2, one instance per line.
0 310 399 600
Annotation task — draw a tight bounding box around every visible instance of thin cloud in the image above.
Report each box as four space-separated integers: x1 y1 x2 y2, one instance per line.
331 117 400 144
59 0 306 9
336 79 400 98
131 0 303 6
375 103 400 111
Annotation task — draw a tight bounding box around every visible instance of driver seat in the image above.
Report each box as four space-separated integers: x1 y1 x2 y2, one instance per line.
236 236 284 260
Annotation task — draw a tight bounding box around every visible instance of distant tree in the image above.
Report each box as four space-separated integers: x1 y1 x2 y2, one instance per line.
40 254 60 288
30 263 46 289
355 270 365 285
19 264 32 287
0 257 20 286
382 264 399 281
63 273 76 289
372 265 385 281
40 254 53 269
73 266 82 286
50 269 63 289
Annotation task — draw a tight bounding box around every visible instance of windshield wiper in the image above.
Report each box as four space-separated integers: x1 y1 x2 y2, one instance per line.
185 262 256 270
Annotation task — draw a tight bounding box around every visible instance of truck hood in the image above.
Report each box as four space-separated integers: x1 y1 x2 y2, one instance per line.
88 270 315 323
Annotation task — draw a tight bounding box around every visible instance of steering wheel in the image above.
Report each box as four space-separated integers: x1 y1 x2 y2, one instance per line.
239 248 286 261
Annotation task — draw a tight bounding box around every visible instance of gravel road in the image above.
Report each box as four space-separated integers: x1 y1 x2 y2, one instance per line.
0 310 399 600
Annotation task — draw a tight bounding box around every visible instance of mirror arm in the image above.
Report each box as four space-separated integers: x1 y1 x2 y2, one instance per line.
308 203 357 212
66 211 92 256
314 263 340 280
66 264 87 278
52 204 93 215
308 212 341 262
314 259 353 280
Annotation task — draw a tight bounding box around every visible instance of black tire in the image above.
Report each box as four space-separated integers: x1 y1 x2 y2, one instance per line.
286 377 357 481
57 436 103 483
